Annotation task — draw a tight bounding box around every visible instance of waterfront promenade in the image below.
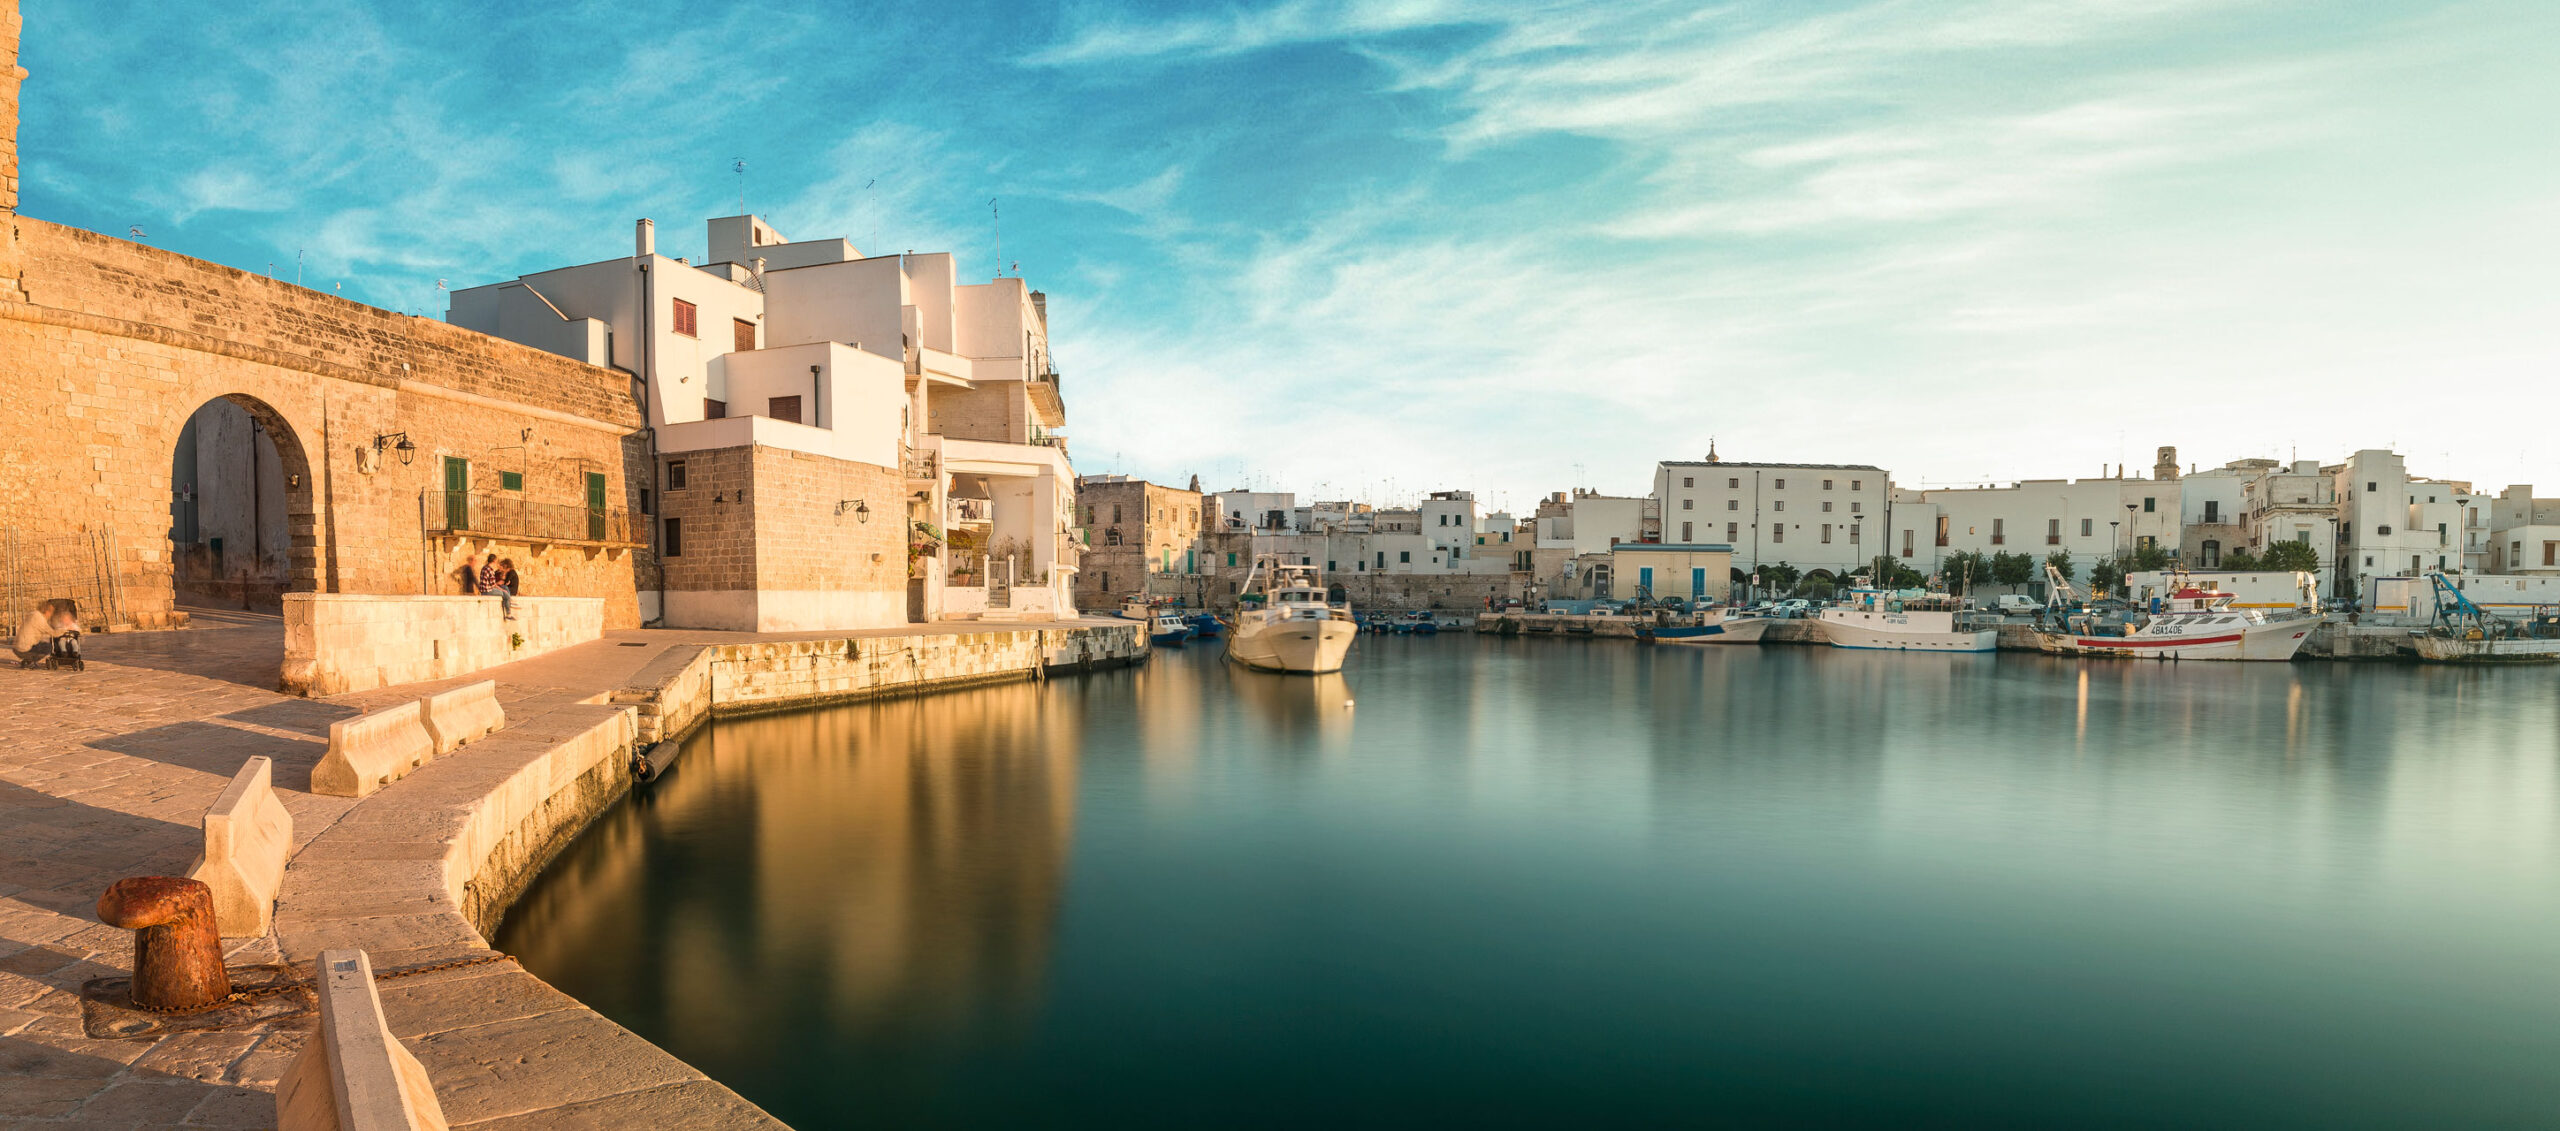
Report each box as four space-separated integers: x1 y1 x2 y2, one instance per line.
0 608 1136 1126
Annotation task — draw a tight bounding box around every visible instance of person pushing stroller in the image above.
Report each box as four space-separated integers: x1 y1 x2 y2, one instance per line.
14 599 83 671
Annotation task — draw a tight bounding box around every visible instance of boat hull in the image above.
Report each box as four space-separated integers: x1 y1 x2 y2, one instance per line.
1656 617 1772 645
2042 617 2313 661
1819 615 1995 652
1228 618 1358 674
2413 635 2560 663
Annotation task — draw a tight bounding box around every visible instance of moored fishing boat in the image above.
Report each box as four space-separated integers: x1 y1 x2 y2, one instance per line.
2040 581 2316 662
1649 607 1772 645
2413 574 2560 663
1121 601 1194 647
1227 557 1357 674
1819 589 1998 652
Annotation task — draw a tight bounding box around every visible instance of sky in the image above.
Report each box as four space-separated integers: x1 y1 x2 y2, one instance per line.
21 0 2560 513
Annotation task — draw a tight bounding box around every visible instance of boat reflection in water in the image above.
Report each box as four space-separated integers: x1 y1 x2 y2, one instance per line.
497 680 1085 1121
1227 667 1356 748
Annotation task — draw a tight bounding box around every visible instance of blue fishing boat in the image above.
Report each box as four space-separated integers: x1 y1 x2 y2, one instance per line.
1187 612 1225 639
1121 601 1193 647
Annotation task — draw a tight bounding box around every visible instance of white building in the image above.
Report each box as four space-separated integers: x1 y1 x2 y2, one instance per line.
2333 450 2466 590
1213 490 1297 532
2487 484 2560 574
1653 454 1888 580
451 214 1080 628
1893 473 2181 583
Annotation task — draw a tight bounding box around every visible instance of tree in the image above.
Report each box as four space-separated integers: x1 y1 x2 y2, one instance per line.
2044 550 2075 581
2260 540 2320 573
2089 560 2123 596
1801 576 1836 601
2220 547 2260 571
2131 543 2172 572
1759 561 1801 594
1990 550 2035 589
1940 550 1991 594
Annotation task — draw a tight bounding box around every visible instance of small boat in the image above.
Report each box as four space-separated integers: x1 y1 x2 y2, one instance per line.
1187 612 1225 639
1649 608 1772 645
1819 589 1998 652
1228 557 1357 674
1121 601 1193 647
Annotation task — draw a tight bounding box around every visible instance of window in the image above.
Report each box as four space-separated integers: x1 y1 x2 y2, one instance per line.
500 471 523 491
1772 525 1784 544
1328 561 1337 571
1682 499 1693 510
1727 499 1738 511
665 460 688 490
1099 571 1110 591
768 395 802 424
672 299 698 337
2546 542 2557 567
2047 518 2061 545
2204 500 2220 523
1113 504 1123 523
2202 540 2220 567
1902 529 1914 558
1821 524 1832 544
1991 518 2005 545
703 399 726 419
1376 552 1386 568
1852 479 1863 491
662 517 683 557
2365 556 2374 567
1851 502 1861 514
1822 501 1833 512
1683 477 1694 488
1823 479 1834 490
1084 506 1094 523
733 318 756 353
1728 477 1739 489
1726 522 1738 540
2080 518 2092 537
1104 528 1122 546
2143 497 2156 513
639 488 652 516
1681 522 1693 541
2365 482 2377 493
1775 478 1787 489
2437 523 2447 545
1399 551 1411 563
1229 552 1239 566
1774 501 1786 512
1936 517 1951 547
1850 526 1860 544
2378 525 2391 536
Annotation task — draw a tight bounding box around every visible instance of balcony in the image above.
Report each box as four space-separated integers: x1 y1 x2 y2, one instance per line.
425 491 640 550
949 497 992 525
904 448 939 484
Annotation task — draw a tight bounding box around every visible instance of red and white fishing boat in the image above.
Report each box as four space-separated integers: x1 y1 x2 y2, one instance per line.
2040 586 2316 661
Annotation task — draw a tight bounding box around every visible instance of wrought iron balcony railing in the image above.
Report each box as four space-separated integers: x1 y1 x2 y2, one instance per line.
425 491 637 547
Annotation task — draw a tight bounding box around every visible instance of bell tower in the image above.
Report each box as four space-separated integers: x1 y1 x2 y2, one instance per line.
2154 445 2180 481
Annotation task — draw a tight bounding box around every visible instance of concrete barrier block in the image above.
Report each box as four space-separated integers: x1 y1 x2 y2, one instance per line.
276 949 451 1131
185 756 294 937
419 681 505 757
314 702 437 799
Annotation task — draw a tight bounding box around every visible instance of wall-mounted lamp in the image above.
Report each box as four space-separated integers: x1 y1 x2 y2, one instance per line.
373 432 417 466
838 499 869 522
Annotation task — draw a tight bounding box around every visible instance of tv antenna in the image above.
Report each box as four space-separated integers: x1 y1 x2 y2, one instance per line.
990 198 1001 279
733 159 748 217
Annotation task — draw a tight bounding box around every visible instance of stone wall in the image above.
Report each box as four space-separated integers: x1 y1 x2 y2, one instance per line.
1074 478 1205 608
656 443 906 630
613 621 1148 745
283 593 605 696
0 218 648 630
927 381 1027 444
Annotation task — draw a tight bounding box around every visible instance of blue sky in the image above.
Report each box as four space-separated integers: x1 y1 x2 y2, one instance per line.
23 0 2559 511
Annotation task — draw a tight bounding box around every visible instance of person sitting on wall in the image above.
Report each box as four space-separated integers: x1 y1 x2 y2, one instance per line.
477 553 514 621
14 599 84 671
499 558 522 603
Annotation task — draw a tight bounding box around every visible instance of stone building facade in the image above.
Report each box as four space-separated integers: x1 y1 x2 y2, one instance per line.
1074 475 1204 607
0 8 646 690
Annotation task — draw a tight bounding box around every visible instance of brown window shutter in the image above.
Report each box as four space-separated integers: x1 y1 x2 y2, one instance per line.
672 299 697 336
734 319 756 352
768 396 801 424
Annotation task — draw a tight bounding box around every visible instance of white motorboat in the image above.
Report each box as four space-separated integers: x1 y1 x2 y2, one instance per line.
1649 608 1772 645
1819 590 1998 652
1227 557 1357 674
2040 584 2315 662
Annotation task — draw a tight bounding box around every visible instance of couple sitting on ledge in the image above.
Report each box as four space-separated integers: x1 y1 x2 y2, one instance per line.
471 554 523 621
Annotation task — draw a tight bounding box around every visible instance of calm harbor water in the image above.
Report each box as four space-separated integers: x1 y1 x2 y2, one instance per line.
500 638 2560 1128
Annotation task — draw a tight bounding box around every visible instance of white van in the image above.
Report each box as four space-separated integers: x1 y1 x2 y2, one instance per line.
1991 594 2042 615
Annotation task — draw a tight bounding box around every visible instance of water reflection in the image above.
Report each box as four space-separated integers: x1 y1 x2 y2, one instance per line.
506 640 2560 1130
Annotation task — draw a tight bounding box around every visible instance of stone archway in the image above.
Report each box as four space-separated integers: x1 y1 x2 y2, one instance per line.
168 393 318 612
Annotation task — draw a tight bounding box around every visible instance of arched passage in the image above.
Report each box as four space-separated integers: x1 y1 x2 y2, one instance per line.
168 394 318 611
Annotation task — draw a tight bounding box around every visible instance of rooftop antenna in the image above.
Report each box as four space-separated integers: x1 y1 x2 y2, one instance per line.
733 159 747 217
128 226 147 240
295 249 304 287
864 178 877 253
990 198 1002 279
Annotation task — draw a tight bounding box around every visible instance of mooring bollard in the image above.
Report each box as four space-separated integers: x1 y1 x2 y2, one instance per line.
96 876 231 1011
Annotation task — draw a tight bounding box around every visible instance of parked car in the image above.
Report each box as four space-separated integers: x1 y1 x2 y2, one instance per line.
1991 595 2042 615
1774 599 1813 618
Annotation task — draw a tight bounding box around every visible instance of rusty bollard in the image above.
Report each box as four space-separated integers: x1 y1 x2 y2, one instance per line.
96 876 231 1012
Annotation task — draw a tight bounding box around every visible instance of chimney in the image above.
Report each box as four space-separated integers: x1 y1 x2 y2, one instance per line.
635 218 655 259
1030 290 1048 329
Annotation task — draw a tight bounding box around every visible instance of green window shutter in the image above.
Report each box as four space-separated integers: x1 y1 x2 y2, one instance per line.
500 471 523 491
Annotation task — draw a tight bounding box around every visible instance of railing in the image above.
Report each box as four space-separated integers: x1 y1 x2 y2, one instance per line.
424 491 634 546
904 449 939 481
949 498 991 524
